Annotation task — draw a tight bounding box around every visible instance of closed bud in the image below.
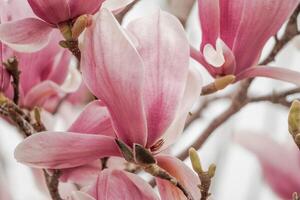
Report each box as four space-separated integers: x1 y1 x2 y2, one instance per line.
189 148 203 174
288 100 300 137
72 15 92 39
208 164 216 178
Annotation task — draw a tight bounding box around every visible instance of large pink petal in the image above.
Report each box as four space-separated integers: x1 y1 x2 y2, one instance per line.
22 81 64 109
81 9 147 146
219 0 245 49
0 18 53 52
156 155 201 200
236 133 300 199
236 66 300 85
17 32 66 94
60 160 102 187
68 0 104 19
127 10 190 147
27 0 70 24
198 0 220 51
160 66 202 150
232 0 300 73
14 132 120 169
68 100 115 137
89 169 159 200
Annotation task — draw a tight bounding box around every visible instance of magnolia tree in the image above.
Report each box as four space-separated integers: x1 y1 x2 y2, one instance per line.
0 0 300 199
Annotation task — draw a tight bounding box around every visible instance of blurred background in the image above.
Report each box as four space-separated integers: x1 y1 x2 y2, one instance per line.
0 0 300 199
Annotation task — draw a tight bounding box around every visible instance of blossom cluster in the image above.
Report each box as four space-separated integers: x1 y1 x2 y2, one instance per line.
0 0 299 199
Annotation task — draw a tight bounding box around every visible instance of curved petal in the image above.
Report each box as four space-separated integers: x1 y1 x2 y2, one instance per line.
89 169 159 200
60 66 82 93
236 133 300 199
160 65 202 150
27 0 70 24
102 0 134 13
236 66 300 85
198 0 220 51
156 155 201 200
81 9 147 146
23 81 64 108
219 0 246 49
0 18 53 52
14 132 120 169
127 10 190 147
69 0 104 18
68 100 115 137
232 0 300 73
48 50 71 85
60 160 102 187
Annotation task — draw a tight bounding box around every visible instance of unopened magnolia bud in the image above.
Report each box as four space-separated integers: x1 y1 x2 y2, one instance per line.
201 75 235 95
208 164 216 178
189 148 203 174
115 139 134 162
288 100 300 137
72 15 92 39
215 75 235 90
134 144 156 165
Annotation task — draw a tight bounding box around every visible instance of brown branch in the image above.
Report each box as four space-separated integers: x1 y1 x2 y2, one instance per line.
249 87 300 107
178 3 300 160
3 57 20 104
0 94 63 200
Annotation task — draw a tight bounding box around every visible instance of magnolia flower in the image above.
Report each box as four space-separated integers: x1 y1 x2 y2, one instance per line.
0 0 133 52
0 0 81 112
70 170 160 200
14 9 202 199
237 133 300 199
192 0 300 85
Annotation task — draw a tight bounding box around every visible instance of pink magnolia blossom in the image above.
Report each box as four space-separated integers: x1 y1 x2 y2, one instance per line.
192 0 300 85
0 0 133 52
14 9 202 199
236 133 300 199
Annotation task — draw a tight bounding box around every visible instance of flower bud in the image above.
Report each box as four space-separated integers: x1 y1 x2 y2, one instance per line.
189 148 203 174
288 100 300 137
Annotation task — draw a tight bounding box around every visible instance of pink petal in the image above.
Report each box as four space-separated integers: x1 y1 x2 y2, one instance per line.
27 0 70 24
14 132 120 169
231 0 300 73
236 133 300 199
0 44 10 91
160 66 202 150
81 9 147 146
198 0 220 51
69 0 104 19
23 80 64 109
72 192 95 200
127 10 190 147
0 18 53 52
102 0 135 13
236 66 300 85
156 155 201 200
219 0 245 49
17 32 67 94
89 169 159 200
60 160 102 187
68 100 115 137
